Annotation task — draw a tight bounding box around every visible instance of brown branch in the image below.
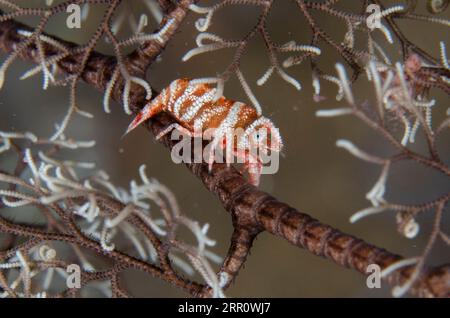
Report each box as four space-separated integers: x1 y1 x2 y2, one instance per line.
148 112 450 298
125 0 195 75
0 2 449 298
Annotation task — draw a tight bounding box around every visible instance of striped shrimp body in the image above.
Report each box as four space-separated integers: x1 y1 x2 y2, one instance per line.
125 79 283 186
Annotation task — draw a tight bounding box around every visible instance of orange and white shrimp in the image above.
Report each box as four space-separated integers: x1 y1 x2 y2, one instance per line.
124 78 283 185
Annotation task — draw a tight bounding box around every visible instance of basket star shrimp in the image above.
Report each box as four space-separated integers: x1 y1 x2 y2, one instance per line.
124 78 283 186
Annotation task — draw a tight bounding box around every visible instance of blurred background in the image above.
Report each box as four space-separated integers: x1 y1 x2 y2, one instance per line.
0 0 449 297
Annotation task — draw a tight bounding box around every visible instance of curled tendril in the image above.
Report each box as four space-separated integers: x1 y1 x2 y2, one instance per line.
427 0 449 14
